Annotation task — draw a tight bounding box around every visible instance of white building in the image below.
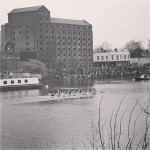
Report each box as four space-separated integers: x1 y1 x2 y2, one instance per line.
93 51 130 68
130 57 150 65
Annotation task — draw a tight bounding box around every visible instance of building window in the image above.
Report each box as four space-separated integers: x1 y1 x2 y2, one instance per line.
26 42 29 45
13 32 15 35
26 24 28 27
106 56 108 60
97 56 99 60
124 55 126 59
112 55 113 60
27 48 29 51
18 80 21 83
19 25 21 28
26 36 29 39
3 81 7 84
101 56 104 60
117 55 119 60
11 80 14 84
13 37 15 41
26 30 28 34
19 31 21 34
25 79 28 83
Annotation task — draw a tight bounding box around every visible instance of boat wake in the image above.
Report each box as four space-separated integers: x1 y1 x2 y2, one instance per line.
11 89 98 105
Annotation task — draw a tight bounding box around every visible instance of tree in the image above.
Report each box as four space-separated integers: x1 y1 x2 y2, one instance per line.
86 96 150 150
94 42 112 52
21 59 47 77
124 40 144 52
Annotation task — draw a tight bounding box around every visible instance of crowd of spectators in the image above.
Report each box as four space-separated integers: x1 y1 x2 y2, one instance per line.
54 64 150 80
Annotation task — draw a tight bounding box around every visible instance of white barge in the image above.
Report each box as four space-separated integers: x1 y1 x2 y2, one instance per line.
0 72 42 91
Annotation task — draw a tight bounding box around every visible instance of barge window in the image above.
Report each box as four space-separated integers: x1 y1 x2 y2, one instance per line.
18 80 21 83
11 80 14 84
3 81 7 84
25 80 28 83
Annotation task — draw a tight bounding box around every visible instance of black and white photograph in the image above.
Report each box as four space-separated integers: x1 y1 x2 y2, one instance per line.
0 0 150 149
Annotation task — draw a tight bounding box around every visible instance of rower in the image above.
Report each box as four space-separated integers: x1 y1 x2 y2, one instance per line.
51 93 55 97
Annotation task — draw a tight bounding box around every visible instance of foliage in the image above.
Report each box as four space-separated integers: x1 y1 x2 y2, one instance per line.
124 40 144 52
94 42 112 52
21 59 48 77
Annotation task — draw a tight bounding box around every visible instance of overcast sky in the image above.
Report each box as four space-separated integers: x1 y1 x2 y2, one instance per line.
0 0 149 49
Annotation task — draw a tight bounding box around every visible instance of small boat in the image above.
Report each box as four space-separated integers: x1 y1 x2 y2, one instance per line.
0 72 42 91
134 75 150 81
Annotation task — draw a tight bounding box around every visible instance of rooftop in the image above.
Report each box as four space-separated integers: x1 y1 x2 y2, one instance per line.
51 18 91 26
8 5 49 14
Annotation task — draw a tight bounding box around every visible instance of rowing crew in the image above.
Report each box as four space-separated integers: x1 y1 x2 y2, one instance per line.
49 88 97 97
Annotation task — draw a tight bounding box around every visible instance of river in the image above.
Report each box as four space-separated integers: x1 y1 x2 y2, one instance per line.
0 79 150 149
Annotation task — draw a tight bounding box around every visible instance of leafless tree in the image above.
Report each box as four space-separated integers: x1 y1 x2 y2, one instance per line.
86 95 150 150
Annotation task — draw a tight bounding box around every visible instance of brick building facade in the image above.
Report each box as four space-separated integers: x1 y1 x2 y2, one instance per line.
1 5 93 71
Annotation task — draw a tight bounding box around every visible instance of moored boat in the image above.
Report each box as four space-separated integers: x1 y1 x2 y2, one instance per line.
0 72 42 91
134 75 150 81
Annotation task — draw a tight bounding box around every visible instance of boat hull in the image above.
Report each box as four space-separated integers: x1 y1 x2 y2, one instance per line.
0 84 42 91
134 77 150 80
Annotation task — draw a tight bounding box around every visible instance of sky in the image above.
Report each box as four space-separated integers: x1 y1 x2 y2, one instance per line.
0 0 149 49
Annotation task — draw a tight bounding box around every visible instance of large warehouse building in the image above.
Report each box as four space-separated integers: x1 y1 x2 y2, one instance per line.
1 5 93 71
